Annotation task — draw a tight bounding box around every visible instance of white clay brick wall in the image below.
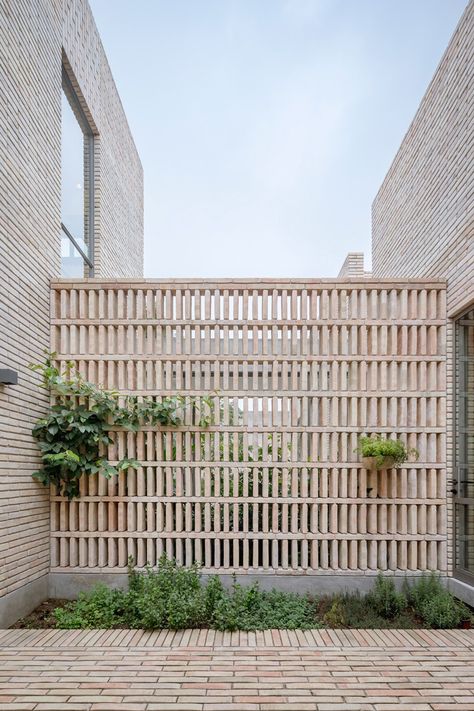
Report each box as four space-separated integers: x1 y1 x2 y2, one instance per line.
372 1 474 577
62 0 144 277
337 253 370 279
372 0 474 318
0 0 143 602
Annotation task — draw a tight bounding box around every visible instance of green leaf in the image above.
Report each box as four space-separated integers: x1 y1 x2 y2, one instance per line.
118 458 140 471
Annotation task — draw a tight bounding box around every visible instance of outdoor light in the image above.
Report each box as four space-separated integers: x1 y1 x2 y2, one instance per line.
0 369 18 385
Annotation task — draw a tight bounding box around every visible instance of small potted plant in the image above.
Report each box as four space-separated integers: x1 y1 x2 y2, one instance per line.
357 434 419 470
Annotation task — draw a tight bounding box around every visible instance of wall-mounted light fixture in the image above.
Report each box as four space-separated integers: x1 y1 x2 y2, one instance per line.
0 369 18 385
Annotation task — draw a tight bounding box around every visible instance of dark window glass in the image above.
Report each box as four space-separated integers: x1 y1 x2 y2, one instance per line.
455 308 474 580
60 72 94 276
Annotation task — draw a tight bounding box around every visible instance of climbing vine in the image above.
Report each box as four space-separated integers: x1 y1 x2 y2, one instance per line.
30 355 212 500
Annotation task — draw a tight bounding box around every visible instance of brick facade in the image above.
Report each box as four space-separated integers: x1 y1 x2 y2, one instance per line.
372 0 474 318
0 0 143 622
62 0 144 276
337 252 371 278
371 1 474 582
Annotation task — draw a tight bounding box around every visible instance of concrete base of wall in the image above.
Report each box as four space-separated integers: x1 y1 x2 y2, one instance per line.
49 573 129 599
448 577 474 607
0 575 49 628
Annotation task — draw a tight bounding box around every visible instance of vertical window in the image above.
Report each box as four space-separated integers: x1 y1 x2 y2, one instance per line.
455 307 474 582
61 69 94 276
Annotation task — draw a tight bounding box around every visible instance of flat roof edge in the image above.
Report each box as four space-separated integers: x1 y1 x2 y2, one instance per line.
50 278 447 288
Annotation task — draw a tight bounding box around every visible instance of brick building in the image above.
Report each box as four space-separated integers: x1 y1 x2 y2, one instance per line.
342 0 474 601
0 0 143 623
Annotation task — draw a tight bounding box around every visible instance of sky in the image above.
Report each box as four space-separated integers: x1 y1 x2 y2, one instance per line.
90 0 467 278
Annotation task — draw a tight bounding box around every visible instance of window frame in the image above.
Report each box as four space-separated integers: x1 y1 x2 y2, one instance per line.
61 67 95 276
454 306 474 584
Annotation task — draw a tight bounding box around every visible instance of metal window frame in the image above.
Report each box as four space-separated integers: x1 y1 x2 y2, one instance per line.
61 67 95 276
454 307 474 582
61 222 93 270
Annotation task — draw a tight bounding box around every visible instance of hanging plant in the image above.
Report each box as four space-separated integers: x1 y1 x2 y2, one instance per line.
30 354 212 500
357 434 419 471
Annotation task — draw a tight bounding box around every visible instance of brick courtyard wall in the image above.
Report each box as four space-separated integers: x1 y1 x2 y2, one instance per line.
0 0 143 621
49 279 447 585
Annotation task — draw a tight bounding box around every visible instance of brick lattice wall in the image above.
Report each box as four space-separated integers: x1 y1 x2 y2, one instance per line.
50 279 447 577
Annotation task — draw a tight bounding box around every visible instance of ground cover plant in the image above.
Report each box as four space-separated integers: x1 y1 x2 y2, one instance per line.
14 558 473 631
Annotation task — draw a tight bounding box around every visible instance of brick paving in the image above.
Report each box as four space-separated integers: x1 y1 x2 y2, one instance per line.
0 628 474 710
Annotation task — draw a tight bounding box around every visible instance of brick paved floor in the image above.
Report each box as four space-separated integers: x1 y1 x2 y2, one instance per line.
1 628 474 710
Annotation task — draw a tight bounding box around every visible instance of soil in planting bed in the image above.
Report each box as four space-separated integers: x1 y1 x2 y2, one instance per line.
10 600 69 629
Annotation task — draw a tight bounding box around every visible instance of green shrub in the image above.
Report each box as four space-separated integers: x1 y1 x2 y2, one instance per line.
204 575 227 620
50 558 471 632
323 597 347 627
53 556 315 631
54 584 126 629
419 591 465 629
367 574 407 619
248 588 314 630
212 580 315 631
357 435 418 467
319 591 415 629
405 572 444 610
212 590 241 631
407 574 471 629
126 557 207 629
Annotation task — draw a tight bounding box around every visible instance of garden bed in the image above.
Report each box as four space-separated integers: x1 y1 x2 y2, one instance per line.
11 558 473 631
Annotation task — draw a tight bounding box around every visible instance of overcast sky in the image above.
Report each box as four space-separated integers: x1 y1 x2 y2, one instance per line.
90 0 467 278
